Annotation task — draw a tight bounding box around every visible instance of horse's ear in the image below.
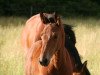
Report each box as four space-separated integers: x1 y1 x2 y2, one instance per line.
53 12 58 22
40 12 49 24
81 61 87 73
56 16 61 26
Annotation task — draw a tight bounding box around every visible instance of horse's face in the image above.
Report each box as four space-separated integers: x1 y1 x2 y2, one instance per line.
39 23 61 66
38 13 63 66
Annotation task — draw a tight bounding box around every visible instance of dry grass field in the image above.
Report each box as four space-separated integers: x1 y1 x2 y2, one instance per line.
0 16 100 75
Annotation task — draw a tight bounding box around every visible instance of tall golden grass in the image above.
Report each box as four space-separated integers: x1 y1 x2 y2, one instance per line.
0 17 100 75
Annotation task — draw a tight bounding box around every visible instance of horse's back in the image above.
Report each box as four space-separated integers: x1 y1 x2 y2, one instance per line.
21 14 45 51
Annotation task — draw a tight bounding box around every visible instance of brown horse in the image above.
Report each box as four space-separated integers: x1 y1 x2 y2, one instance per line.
21 12 90 75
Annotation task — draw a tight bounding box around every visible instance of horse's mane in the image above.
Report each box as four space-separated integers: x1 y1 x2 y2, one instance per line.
63 24 76 46
63 24 91 75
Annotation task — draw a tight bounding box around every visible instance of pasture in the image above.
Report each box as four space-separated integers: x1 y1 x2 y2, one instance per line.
0 16 100 75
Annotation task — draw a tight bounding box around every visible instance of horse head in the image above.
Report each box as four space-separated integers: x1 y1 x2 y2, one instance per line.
39 12 65 66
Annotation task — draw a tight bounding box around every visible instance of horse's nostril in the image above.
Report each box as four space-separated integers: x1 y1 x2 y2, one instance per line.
39 58 48 66
43 58 48 64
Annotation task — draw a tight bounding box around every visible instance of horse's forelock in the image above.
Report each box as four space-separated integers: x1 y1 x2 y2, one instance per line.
40 12 59 24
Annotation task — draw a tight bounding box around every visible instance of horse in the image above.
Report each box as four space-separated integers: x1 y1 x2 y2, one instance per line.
21 12 90 75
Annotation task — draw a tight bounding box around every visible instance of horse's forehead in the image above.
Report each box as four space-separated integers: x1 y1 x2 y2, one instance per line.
43 25 52 33
44 24 57 31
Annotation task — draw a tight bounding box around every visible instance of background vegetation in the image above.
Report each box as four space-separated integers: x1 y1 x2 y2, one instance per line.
0 0 100 17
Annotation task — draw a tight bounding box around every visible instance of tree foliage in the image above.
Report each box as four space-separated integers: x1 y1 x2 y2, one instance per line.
0 0 100 17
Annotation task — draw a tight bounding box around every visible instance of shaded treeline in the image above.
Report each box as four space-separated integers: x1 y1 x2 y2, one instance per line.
0 0 100 17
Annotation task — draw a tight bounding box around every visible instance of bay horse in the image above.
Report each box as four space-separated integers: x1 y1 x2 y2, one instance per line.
21 12 90 75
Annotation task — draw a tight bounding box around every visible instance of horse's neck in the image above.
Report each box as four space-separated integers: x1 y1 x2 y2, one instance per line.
50 28 73 75
51 47 73 75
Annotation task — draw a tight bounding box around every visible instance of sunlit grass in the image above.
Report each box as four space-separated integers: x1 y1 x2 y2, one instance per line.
0 16 100 75
75 25 100 75
0 17 26 75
